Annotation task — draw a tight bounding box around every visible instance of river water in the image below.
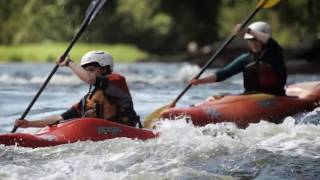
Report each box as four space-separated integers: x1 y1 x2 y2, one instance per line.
0 62 320 180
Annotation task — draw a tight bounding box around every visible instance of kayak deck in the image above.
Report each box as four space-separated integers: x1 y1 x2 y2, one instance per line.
0 118 157 148
159 82 320 128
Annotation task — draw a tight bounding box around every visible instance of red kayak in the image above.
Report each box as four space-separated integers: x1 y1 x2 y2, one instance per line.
160 82 320 128
0 118 157 148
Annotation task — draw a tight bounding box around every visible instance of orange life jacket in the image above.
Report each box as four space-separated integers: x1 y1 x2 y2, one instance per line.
80 73 139 127
83 89 116 119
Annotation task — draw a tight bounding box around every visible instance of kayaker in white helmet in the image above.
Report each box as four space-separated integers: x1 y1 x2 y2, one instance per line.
15 50 142 128
191 21 287 96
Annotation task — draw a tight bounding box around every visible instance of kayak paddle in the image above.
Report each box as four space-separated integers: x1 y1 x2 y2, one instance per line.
143 0 280 128
11 0 108 133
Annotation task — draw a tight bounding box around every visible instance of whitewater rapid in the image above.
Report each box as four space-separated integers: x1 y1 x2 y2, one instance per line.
0 62 319 179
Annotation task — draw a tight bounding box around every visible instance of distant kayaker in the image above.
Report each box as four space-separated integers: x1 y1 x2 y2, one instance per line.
190 21 287 96
15 51 141 128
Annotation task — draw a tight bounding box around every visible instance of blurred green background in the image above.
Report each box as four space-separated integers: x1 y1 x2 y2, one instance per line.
0 0 319 64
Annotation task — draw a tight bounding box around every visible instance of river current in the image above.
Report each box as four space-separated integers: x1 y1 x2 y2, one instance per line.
0 62 320 180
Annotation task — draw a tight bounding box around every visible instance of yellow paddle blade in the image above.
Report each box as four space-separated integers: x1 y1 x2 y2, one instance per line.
257 0 280 8
143 104 170 129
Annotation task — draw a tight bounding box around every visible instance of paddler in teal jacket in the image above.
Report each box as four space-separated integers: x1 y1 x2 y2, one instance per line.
191 21 287 96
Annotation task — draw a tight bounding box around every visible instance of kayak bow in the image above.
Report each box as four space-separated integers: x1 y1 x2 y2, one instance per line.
1 118 157 148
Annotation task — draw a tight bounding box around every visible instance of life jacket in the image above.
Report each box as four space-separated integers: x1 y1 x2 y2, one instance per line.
81 73 141 127
243 59 285 95
82 88 116 119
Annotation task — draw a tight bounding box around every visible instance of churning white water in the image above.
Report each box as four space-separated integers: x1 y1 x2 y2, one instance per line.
0 62 320 180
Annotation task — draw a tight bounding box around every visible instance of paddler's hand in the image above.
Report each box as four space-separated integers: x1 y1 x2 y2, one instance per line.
169 102 176 108
190 78 202 86
15 119 30 128
233 24 248 37
57 55 73 67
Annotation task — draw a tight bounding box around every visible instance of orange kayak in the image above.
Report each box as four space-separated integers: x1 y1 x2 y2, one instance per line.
160 82 320 128
0 118 157 148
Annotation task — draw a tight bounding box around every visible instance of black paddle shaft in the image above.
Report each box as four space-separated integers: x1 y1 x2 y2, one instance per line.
11 0 106 133
171 5 265 106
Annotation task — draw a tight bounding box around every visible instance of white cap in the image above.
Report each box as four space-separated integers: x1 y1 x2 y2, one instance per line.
244 21 271 39
80 50 113 71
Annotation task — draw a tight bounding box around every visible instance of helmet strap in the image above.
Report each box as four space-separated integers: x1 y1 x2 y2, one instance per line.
102 65 112 75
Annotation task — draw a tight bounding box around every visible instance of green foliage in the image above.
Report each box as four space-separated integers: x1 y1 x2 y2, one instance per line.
159 0 221 53
0 0 319 55
218 0 254 38
277 0 320 45
0 0 78 45
89 0 173 53
0 42 148 63
218 0 320 48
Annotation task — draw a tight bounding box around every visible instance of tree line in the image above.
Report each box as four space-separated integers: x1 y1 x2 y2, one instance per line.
0 0 319 54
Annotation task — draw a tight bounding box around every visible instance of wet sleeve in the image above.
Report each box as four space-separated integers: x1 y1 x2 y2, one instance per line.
215 53 250 82
60 106 81 120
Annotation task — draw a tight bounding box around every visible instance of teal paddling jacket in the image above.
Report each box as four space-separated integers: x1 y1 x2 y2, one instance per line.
215 38 287 95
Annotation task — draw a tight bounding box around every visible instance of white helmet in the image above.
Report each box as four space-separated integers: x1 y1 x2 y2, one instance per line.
80 50 114 71
244 21 271 39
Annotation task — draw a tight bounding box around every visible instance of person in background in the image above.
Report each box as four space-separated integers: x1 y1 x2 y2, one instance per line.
15 50 142 128
190 21 287 96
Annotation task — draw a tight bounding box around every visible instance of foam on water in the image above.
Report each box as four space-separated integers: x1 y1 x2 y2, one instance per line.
0 63 212 87
1 63 319 179
244 118 320 158
0 119 238 179
1 108 320 180
0 73 82 86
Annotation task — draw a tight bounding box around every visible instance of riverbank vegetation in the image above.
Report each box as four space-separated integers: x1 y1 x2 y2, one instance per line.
0 43 148 63
0 0 319 62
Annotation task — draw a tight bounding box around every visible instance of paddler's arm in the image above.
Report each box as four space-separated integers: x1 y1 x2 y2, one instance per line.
233 24 270 44
190 74 217 85
57 56 97 85
15 115 63 128
190 54 249 85
246 27 270 44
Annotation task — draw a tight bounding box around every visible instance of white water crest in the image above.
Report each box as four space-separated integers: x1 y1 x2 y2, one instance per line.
0 62 320 179
1 113 320 179
0 63 213 86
